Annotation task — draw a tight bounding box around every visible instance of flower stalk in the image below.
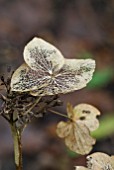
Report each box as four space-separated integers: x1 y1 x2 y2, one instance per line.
11 123 22 170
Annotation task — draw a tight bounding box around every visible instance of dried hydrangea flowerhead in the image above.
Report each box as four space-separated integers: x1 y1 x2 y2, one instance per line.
11 37 95 96
56 103 100 155
75 152 114 170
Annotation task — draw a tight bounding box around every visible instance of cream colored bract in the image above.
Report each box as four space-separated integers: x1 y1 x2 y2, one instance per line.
75 152 114 170
56 103 100 155
11 37 95 96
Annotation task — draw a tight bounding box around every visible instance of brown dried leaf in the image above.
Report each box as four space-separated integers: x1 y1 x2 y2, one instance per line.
56 103 100 155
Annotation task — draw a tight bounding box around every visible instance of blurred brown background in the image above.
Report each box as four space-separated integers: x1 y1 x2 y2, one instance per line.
0 0 114 169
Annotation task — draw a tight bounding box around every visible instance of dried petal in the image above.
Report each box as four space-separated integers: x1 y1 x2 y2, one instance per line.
87 152 114 170
56 103 100 155
11 37 96 96
28 59 95 96
57 120 95 155
56 121 72 138
63 59 95 90
24 37 64 71
75 152 114 170
11 63 50 91
73 104 100 131
64 122 95 155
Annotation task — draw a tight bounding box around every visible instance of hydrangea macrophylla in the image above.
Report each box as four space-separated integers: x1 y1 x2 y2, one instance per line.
11 37 95 96
75 152 114 170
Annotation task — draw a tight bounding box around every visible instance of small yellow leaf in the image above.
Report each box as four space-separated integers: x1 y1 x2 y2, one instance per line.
56 103 100 155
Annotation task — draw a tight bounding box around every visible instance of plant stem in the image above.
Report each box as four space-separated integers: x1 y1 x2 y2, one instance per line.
24 96 41 115
48 109 69 119
11 124 22 170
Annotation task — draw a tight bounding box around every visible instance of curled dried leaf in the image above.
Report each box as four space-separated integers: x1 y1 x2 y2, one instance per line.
11 37 95 96
56 103 100 155
75 152 114 170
